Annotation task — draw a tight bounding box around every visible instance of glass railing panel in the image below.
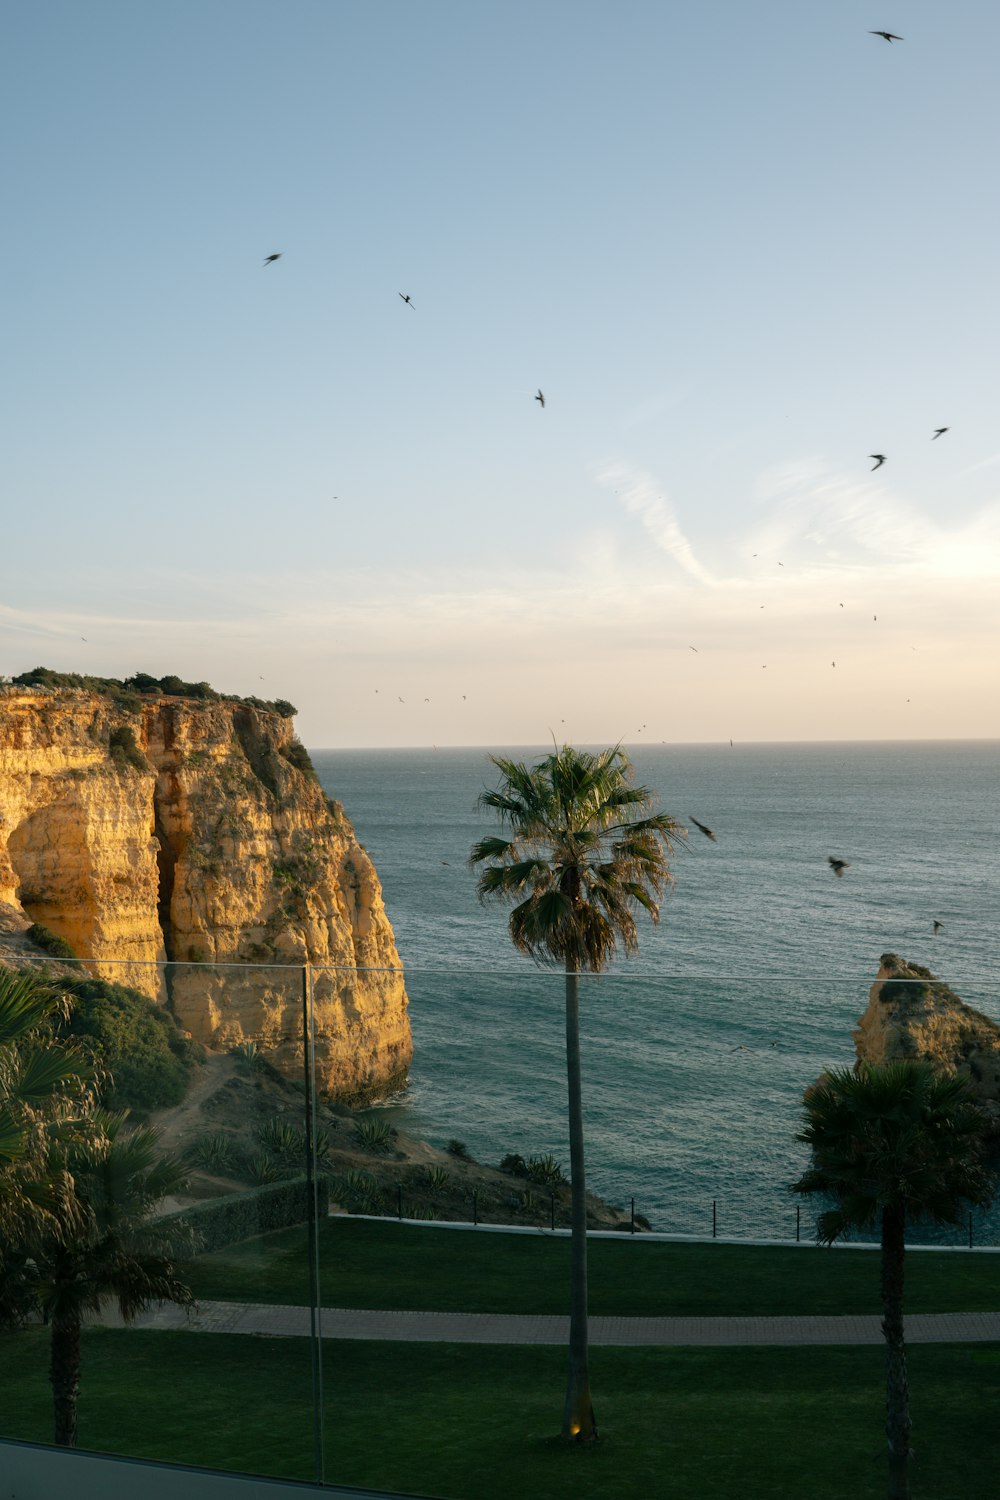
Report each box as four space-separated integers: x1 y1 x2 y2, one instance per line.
5 951 996 1497
308 965 1000 1497
0 957 323 1483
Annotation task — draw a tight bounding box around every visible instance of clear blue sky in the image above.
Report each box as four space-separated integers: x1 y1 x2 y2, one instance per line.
4 1 999 746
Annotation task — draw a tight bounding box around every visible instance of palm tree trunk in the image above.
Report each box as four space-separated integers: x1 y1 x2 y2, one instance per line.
880 1204 911 1500
50 1311 82 1448
561 960 597 1441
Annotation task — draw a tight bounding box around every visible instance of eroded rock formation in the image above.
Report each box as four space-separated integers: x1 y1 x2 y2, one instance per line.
854 953 1000 1132
0 687 410 1103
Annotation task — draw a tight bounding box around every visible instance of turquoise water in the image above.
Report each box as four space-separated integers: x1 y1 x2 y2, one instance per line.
313 742 1000 1236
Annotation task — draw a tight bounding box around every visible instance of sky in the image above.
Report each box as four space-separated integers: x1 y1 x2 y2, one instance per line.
3 0 999 748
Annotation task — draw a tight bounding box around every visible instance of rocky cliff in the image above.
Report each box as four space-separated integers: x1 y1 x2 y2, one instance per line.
0 686 411 1103
854 953 1000 1130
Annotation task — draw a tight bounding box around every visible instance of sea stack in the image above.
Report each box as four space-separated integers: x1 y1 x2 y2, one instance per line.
0 680 411 1104
854 953 1000 1133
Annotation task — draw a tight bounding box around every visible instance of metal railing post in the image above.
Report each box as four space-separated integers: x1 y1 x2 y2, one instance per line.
630 1196 635 1234
712 1199 717 1239
796 1205 801 1243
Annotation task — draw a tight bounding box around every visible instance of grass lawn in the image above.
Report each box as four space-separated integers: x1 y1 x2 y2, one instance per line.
181 1216 1000 1317
0 1327 997 1499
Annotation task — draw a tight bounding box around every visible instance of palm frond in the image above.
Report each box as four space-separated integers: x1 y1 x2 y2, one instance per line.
471 743 677 975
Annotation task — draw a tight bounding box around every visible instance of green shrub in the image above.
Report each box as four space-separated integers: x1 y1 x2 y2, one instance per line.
108 724 149 773
185 1133 240 1174
59 975 191 1113
25 923 77 961
446 1139 471 1160
11 667 295 719
165 1176 329 1256
355 1117 393 1153
247 1153 285 1185
255 1118 304 1163
425 1166 450 1191
279 739 316 779
233 1040 263 1076
498 1153 528 1177
334 1170 384 1215
525 1153 564 1186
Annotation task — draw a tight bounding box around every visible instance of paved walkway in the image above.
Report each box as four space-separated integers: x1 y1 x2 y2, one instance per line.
89 1300 1000 1347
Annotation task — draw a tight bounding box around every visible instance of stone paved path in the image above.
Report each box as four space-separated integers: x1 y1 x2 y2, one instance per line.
89 1300 1000 1347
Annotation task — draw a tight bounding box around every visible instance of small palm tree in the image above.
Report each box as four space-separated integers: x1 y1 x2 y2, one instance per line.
470 744 681 1440
793 1060 994 1500
0 966 96 1260
18 1109 194 1446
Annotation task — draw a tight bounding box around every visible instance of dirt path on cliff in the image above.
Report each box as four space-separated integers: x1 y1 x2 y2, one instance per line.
148 1052 241 1156
148 1052 633 1232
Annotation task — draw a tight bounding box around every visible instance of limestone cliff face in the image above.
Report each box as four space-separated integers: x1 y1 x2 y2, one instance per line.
0 688 410 1103
854 953 1000 1130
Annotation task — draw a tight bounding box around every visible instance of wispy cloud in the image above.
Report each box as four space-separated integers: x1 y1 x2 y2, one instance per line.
597 463 715 584
750 461 1000 579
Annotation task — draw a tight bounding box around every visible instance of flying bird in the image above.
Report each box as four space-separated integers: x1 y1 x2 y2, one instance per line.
932 427 949 440
535 389 545 408
398 293 415 308
933 920 943 935
870 454 887 470
263 253 282 265
828 857 850 878
690 646 699 653
689 817 717 843
869 30 903 42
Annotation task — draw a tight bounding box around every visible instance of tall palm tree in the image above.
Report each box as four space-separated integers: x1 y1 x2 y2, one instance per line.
470 744 682 1441
16 1109 194 1446
793 1060 994 1500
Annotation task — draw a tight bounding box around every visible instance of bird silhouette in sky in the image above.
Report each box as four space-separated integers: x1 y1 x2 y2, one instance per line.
870 30 903 42
535 389 545 408
828 857 850 878
932 427 949 439
870 454 887 470
263 253 282 265
690 646 699 653
689 817 717 843
398 293 415 308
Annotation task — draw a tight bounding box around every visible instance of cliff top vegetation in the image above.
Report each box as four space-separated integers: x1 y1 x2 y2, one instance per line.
4 668 296 719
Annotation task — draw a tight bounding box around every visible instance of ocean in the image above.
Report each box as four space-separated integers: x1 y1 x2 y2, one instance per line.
312 742 1000 1239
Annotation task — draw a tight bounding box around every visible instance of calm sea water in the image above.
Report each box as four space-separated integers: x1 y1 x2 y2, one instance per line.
312 742 1000 1238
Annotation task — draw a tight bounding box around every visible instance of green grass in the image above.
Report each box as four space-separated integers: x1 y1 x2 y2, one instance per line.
181 1217 1000 1316
0 1328 997 1499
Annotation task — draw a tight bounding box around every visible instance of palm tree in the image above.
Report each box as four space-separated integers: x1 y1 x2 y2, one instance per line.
793 1060 994 1500
470 744 682 1441
18 1109 194 1446
0 965 96 1260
